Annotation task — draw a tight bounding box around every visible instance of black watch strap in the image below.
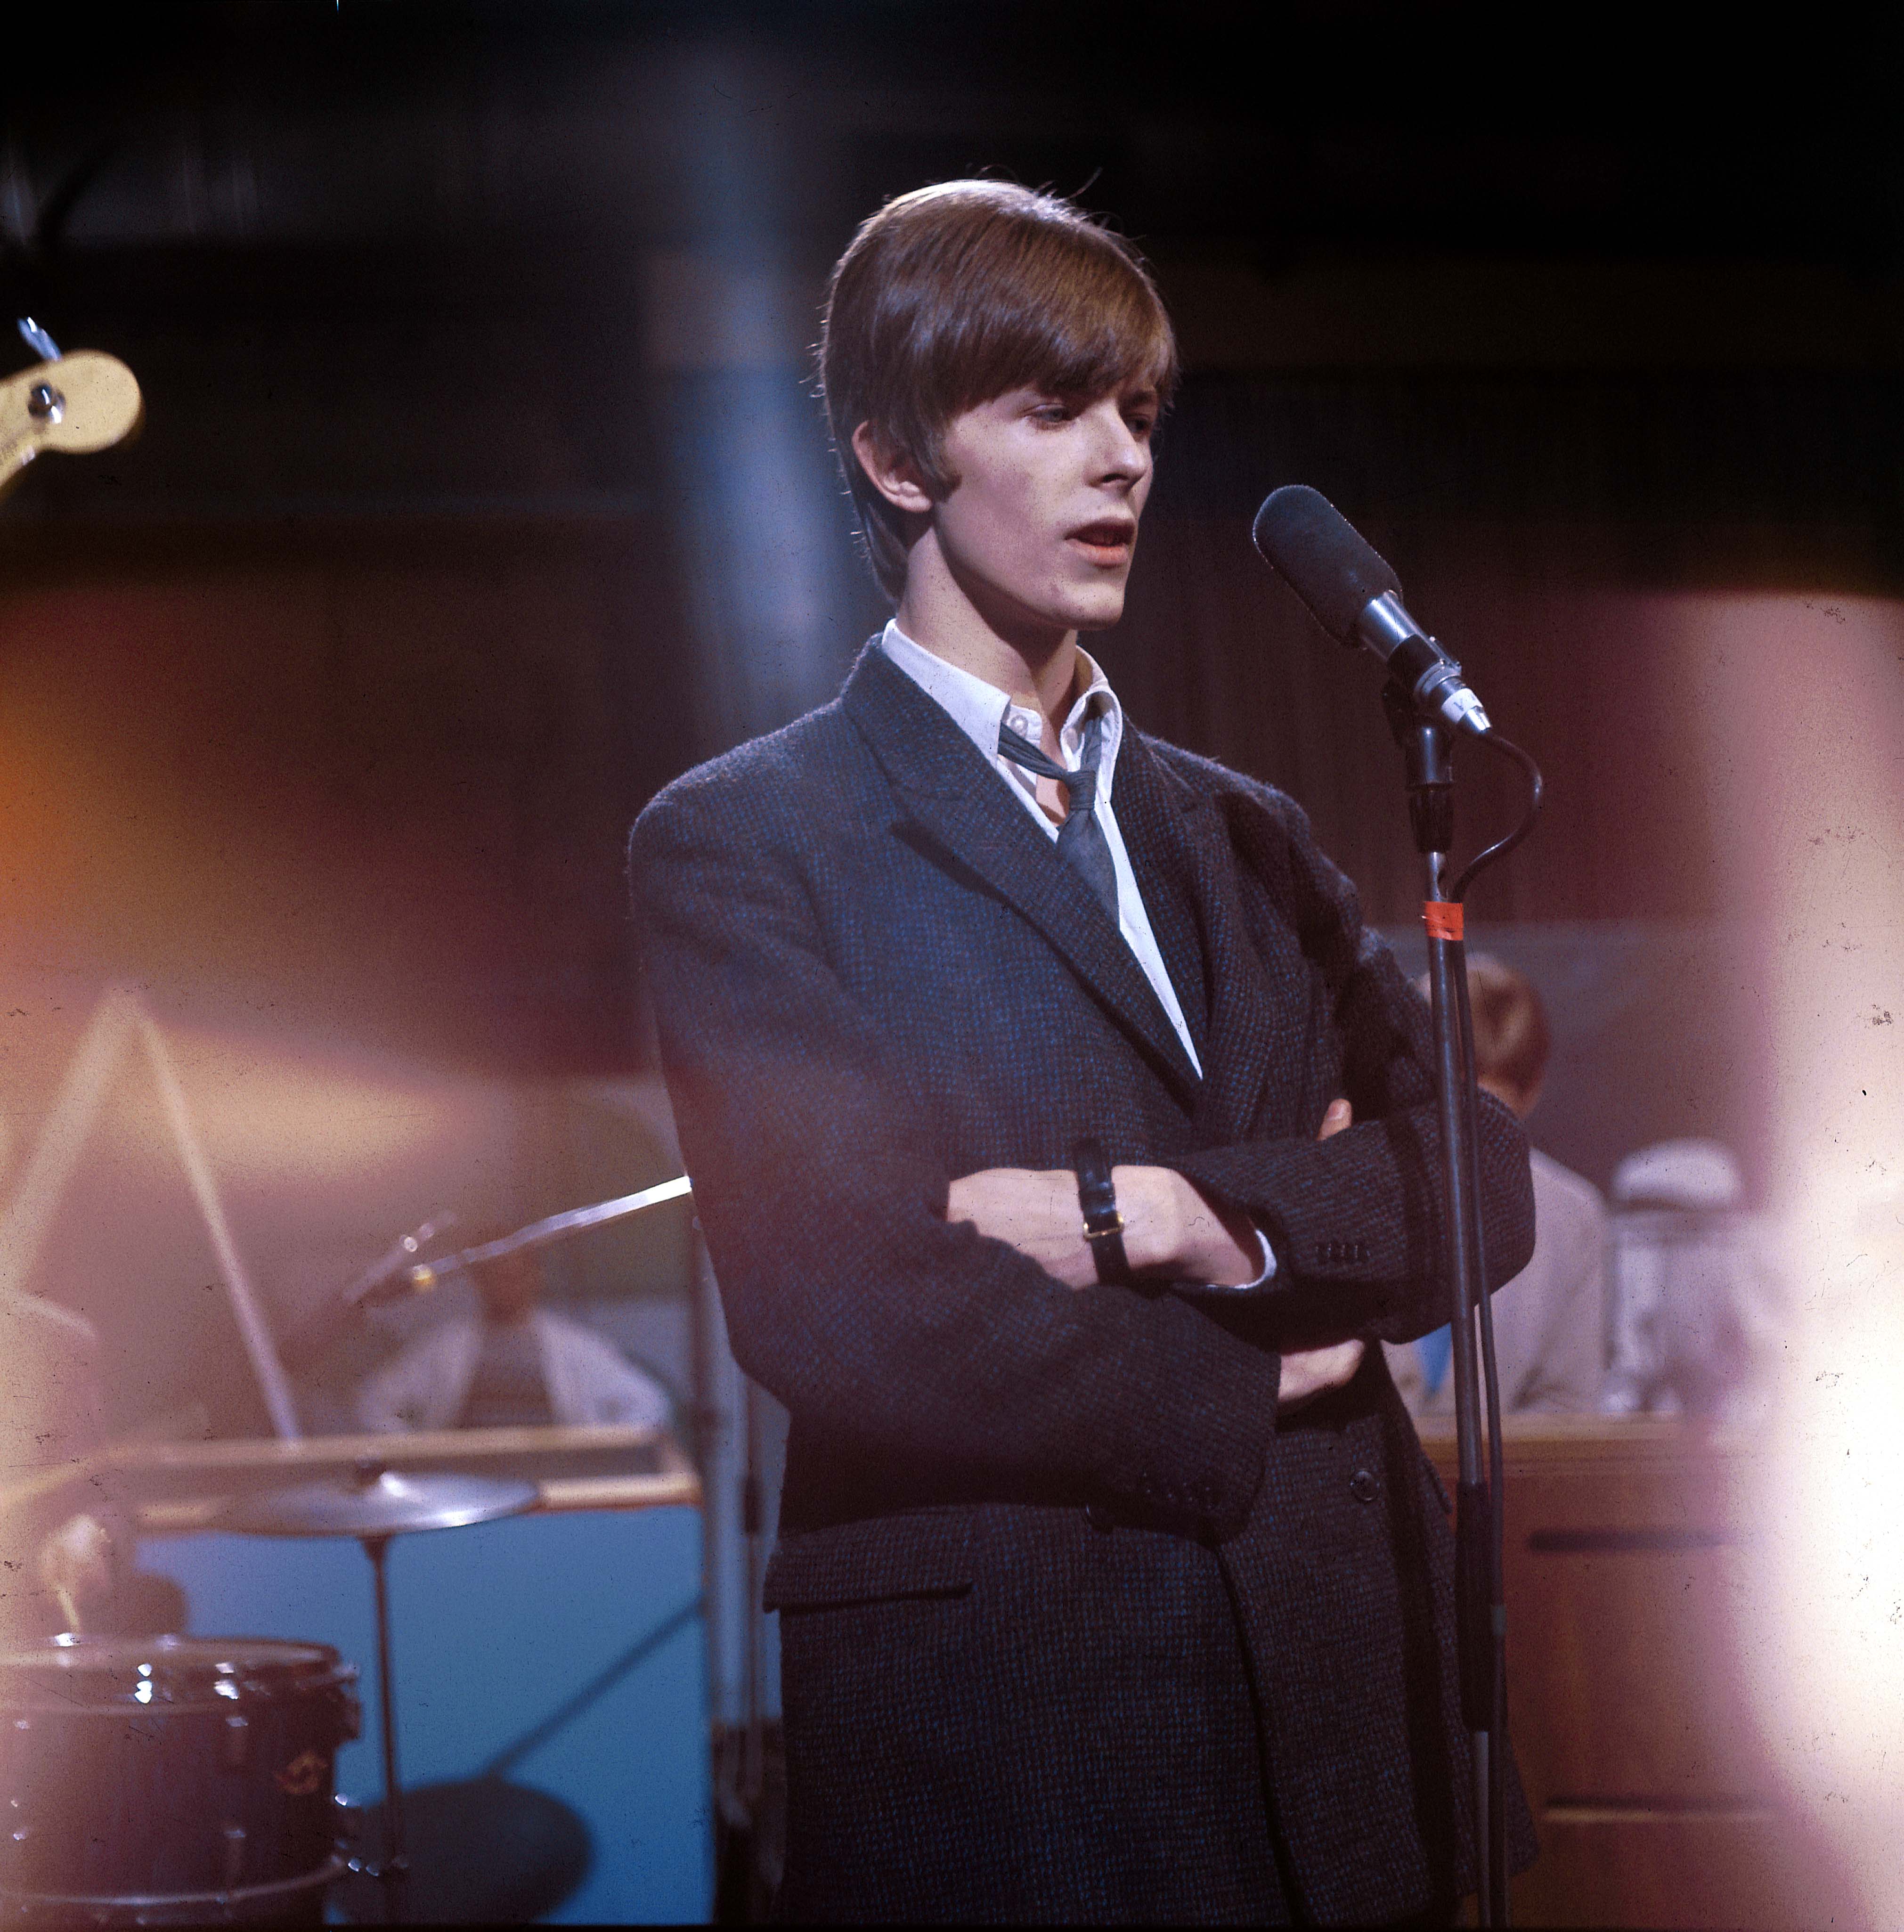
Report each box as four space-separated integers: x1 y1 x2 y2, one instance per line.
1071 1136 1132 1285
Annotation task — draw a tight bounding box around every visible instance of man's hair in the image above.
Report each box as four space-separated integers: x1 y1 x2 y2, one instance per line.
819 179 1179 601
1464 955 1552 1101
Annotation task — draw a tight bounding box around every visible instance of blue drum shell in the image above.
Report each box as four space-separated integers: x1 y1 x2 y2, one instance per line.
0 1636 360 1902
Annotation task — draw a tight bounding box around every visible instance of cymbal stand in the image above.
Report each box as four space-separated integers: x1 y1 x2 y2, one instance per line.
359 1534 410 1921
222 1459 537 1923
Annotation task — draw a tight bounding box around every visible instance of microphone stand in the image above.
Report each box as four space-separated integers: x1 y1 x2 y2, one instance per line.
278 1179 694 1371
1383 685 1541 1928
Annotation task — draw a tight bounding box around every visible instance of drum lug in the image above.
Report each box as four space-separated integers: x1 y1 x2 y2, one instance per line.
221 1821 247 1889
223 1712 251 1769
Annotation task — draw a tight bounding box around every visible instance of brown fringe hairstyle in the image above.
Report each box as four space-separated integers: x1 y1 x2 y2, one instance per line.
1464 955 1552 1104
819 179 1179 602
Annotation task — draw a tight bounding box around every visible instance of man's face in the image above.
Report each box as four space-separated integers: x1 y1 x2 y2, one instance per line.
475 1252 541 1323
930 380 1157 640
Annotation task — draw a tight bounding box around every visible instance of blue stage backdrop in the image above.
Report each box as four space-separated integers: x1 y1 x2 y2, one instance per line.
141 1506 711 1924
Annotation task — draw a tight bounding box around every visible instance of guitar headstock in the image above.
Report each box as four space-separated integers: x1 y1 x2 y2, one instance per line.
0 351 144 498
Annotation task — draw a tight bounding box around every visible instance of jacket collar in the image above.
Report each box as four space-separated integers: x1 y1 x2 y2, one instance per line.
878 618 1128 807
841 641 1203 1101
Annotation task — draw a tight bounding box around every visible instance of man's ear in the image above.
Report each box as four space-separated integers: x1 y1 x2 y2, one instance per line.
851 421 936 515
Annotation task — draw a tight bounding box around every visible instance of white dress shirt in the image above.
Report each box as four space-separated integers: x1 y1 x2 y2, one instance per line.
880 620 1275 1288
882 620 1200 1071
358 1307 670 1433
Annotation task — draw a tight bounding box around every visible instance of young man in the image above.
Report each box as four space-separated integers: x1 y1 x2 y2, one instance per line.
631 181 1536 1924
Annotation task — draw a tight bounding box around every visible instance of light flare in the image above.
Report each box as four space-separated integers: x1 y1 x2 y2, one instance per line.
1683 590 1904 1927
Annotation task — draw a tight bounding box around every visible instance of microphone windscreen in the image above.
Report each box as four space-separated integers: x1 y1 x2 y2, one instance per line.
1251 485 1402 644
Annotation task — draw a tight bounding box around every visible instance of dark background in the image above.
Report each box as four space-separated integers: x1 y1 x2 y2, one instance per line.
0 3 1896 1361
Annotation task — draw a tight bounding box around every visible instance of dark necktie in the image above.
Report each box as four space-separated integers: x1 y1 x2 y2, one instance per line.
997 711 1120 924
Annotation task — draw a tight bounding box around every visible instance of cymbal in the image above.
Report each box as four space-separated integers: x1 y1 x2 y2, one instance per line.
221 1464 538 1539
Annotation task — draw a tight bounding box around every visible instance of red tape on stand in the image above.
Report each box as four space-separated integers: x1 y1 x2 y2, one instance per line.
1423 900 1464 941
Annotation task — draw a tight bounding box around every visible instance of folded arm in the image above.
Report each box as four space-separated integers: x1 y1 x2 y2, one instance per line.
1168 783 1536 1350
939 766 1535 1360
946 1100 1366 1407
631 786 1283 1539
940 757 1537 1356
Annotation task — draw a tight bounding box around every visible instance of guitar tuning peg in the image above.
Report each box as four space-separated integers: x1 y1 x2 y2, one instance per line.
16 317 61 362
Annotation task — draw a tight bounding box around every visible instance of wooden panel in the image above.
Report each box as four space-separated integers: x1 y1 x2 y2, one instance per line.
1515 1810 1840 1932
1417 1418 1851 1929
1510 1543 1758 1803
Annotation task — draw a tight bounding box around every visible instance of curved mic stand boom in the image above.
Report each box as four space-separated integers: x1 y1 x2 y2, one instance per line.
280 1179 695 1371
394 1175 695 1294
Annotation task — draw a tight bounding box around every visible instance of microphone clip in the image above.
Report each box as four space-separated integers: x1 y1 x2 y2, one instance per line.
1360 593 1490 736
1383 680 1456 857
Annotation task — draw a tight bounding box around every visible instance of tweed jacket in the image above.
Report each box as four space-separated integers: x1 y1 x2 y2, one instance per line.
630 642 1537 1924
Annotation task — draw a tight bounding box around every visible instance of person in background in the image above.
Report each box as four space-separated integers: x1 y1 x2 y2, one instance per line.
357 1236 669 1433
1 1291 115 1639
0 1289 184 1639
1387 956 1607 1415
1603 1137 1778 1420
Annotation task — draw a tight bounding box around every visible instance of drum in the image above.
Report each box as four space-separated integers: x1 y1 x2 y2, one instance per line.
0 1634 360 1926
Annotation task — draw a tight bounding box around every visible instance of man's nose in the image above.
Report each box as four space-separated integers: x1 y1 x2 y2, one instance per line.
1085 402 1150 482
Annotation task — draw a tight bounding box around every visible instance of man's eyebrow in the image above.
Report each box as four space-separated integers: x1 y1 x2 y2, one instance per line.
1045 382 1160 407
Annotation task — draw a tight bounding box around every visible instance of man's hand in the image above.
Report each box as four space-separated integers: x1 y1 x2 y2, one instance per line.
944 1162 1261 1289
36 1512 116 1630
944 1166 1100 1289
1277 1097 1366 1411
946 1103 1367 1410
943 1098 1366 1310
1276 1337 1366 1407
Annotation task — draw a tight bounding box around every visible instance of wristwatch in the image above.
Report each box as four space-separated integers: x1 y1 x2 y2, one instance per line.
1071 1136 1132 1285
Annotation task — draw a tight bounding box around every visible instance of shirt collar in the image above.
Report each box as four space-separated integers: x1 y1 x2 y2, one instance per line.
879 620 1124 797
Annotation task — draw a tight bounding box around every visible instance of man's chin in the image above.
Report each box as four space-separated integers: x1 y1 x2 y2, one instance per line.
1038 573 1130 636
1066 595 1129 636
956 571 1126 647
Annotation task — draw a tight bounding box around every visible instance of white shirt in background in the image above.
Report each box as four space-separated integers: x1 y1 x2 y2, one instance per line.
1385 1149 1608 1415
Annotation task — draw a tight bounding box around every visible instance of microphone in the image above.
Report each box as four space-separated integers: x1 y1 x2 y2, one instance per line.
1251 485 1491 736
342 1211 459 1309
276 1210 459 1371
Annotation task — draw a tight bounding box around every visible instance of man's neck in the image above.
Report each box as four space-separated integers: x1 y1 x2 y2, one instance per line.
894 546 1082 737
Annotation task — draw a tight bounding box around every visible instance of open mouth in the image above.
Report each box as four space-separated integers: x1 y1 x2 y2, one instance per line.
1066 520 1136 564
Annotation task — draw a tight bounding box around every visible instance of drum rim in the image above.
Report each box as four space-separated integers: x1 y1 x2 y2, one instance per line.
0 1854 343 1912
0 1632 358 1708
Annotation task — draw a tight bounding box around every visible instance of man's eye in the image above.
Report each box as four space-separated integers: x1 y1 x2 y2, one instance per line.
1127 414 1156 438
1032 405 1074 424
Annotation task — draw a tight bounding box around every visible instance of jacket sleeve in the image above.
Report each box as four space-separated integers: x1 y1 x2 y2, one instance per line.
630 777 1282 1541
1168 781 1537 1351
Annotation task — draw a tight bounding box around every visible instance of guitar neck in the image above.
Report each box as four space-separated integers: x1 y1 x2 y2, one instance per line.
0 351 145 496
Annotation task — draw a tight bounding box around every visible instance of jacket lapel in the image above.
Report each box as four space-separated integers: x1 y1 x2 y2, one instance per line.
842 644 1203 1101
1115 732 1302 1147
1107 731 1210 1072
